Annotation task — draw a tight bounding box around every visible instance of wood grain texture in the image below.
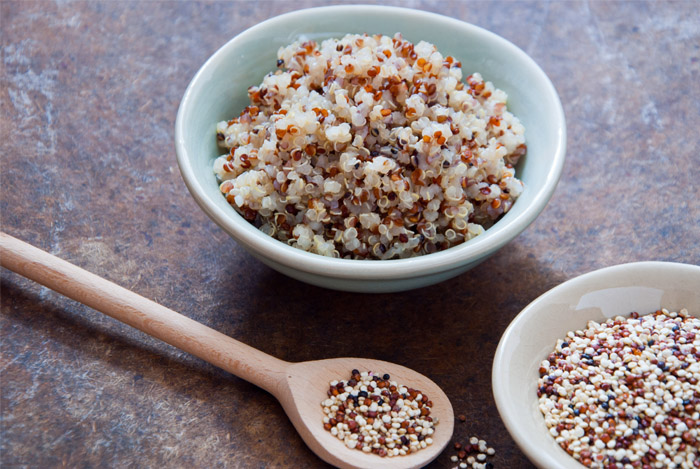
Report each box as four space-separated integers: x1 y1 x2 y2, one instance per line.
1 0 699 468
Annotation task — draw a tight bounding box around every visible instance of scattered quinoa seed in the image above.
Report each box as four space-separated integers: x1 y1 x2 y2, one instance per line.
321 369 438 457
449 434 496 469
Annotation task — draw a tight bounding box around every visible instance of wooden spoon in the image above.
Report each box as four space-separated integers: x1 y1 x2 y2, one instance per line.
0 232 454 468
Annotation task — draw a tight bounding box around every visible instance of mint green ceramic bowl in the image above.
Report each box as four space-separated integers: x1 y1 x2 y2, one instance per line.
175 5 566 293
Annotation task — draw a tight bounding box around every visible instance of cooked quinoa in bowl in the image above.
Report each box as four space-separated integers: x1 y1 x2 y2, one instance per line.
214 33 526 260
175 5 566 292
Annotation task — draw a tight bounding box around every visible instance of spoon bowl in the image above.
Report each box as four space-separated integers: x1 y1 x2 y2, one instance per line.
0 232 453 469
281 358 453 468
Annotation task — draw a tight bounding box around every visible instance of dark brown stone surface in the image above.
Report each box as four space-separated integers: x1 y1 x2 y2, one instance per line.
1 1 698 467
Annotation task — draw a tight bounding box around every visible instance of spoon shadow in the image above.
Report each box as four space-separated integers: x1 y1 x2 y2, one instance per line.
0 278 304 466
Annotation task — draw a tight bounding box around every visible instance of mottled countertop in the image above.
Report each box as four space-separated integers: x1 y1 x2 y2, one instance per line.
2 1 699 467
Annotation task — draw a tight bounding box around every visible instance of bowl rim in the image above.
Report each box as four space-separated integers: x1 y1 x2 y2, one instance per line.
175 4 567 280
492 261 700 468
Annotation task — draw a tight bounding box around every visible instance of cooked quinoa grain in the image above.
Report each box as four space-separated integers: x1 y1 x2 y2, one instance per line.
538 308 700 468
215 33 526 259
321 369 437 457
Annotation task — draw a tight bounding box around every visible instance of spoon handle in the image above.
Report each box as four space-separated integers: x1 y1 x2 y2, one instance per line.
0 232 289 394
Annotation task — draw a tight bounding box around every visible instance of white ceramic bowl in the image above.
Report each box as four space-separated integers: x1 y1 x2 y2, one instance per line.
493 261 700 468
175 5 566 292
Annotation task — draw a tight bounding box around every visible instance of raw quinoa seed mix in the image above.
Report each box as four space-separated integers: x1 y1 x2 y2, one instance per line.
321 370 437 457
538 308 700 469
449 430 496 469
